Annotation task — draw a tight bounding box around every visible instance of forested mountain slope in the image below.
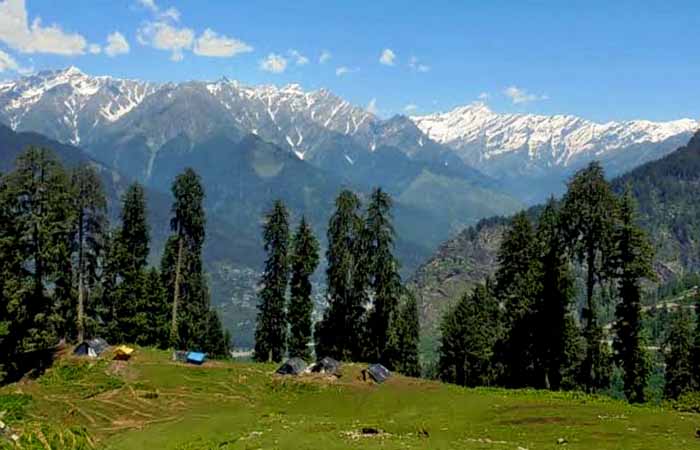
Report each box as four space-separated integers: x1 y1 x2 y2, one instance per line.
409 131 700 334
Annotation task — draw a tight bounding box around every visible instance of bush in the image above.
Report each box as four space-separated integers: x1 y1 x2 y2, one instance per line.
670 391 700 413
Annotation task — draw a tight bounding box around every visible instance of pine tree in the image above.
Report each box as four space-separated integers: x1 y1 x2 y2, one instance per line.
96 229 120 342
287 217 320 360
0 148 75 381
493 212 541 388
692 292 700 389
203 309 229 358
386 292 421 376
166 168 206 348
70 164 107 342
113 183 150 343
365 188 402 363
561 161 617 392
316 190 367 361
534 199 576 390
438 283 500 387
253 200 290 362
612 189 654 403
664 308 694 400
133 268 169 347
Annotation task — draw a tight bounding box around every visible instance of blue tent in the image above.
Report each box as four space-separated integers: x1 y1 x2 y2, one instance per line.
186 351 206 365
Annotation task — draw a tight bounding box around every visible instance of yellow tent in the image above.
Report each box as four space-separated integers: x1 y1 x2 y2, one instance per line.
114 345 135 360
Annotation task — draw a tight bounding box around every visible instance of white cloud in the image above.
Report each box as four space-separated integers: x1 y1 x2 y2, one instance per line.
503 85 549 104
379 48 396 66
409 56 430 72
0 0 88 55
88 44 101 54
335 66 358 77
367 98 378 114
404 103 418 113
478 92 490 100
137 0 157 12
259 53 287 73
288 49 308 66
105 31 130 57
137 0 180 22
0 49 19 72
137 21 194 61
194 29 252 58
319 50 331 64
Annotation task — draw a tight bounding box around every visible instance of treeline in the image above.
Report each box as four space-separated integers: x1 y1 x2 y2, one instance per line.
0 147 229 383
438 162 663 403
253 189 420 376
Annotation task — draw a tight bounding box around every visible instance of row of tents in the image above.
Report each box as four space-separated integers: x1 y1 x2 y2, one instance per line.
276 357 391 383
73 338 207 366
74 339 392 383
73 338 134 360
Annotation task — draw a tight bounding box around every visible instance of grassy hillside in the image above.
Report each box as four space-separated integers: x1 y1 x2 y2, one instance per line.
0 349 697 449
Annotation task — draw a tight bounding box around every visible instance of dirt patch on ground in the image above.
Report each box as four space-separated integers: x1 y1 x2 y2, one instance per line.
107 361 138 381
500 416 569 425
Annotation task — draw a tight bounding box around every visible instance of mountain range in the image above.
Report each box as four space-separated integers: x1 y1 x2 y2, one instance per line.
412 103 698 201
1 66 697 347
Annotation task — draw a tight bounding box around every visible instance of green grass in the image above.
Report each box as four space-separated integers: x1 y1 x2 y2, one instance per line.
1 348 698 449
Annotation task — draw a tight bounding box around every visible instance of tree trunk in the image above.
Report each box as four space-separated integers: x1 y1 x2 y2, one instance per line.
170 235 184 347
77 214 85 343
586 243 596 327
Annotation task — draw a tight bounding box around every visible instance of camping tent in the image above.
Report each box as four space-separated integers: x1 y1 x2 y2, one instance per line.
73 338 109 358
276 357 307 375
367 364 391 383
186 352 206 365
114 345 134 361
310 357 341 376
172 350 188 362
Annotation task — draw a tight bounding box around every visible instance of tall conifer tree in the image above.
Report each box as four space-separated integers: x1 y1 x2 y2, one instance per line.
664 309 694 400
386 292 421 376
70 164 107 342
0 148 73 379
366 188 402 363
316 190 367 361
253 200 290 362
113 183 149 343
561 161 617 392
612 189 654 403
165 168 207 348
287 217 320 360
493 212 540 387
438 283 500 386
534 199 576 390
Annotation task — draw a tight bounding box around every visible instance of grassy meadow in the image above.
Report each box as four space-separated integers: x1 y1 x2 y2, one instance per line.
0 348 698 449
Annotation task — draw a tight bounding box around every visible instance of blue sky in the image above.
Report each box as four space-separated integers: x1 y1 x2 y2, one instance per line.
0 0 699 122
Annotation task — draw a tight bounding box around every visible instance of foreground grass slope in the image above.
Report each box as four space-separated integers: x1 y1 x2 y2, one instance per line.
1 349 698 449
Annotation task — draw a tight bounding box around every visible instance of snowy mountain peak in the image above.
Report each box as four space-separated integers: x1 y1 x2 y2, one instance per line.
411 103 699 174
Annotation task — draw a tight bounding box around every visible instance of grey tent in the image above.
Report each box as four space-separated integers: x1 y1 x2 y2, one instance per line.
366 363 391 383
310 357 341 376
276 357 307 375
172 350 188 362
73 338 109 358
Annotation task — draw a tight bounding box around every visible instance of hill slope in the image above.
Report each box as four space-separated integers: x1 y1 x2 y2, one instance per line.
0 348 695 449
410 131 700 335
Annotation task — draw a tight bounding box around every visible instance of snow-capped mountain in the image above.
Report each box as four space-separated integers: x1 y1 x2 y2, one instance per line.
412 103 699 199
0 67 460 178
0 66 157 146
2 68 695 203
